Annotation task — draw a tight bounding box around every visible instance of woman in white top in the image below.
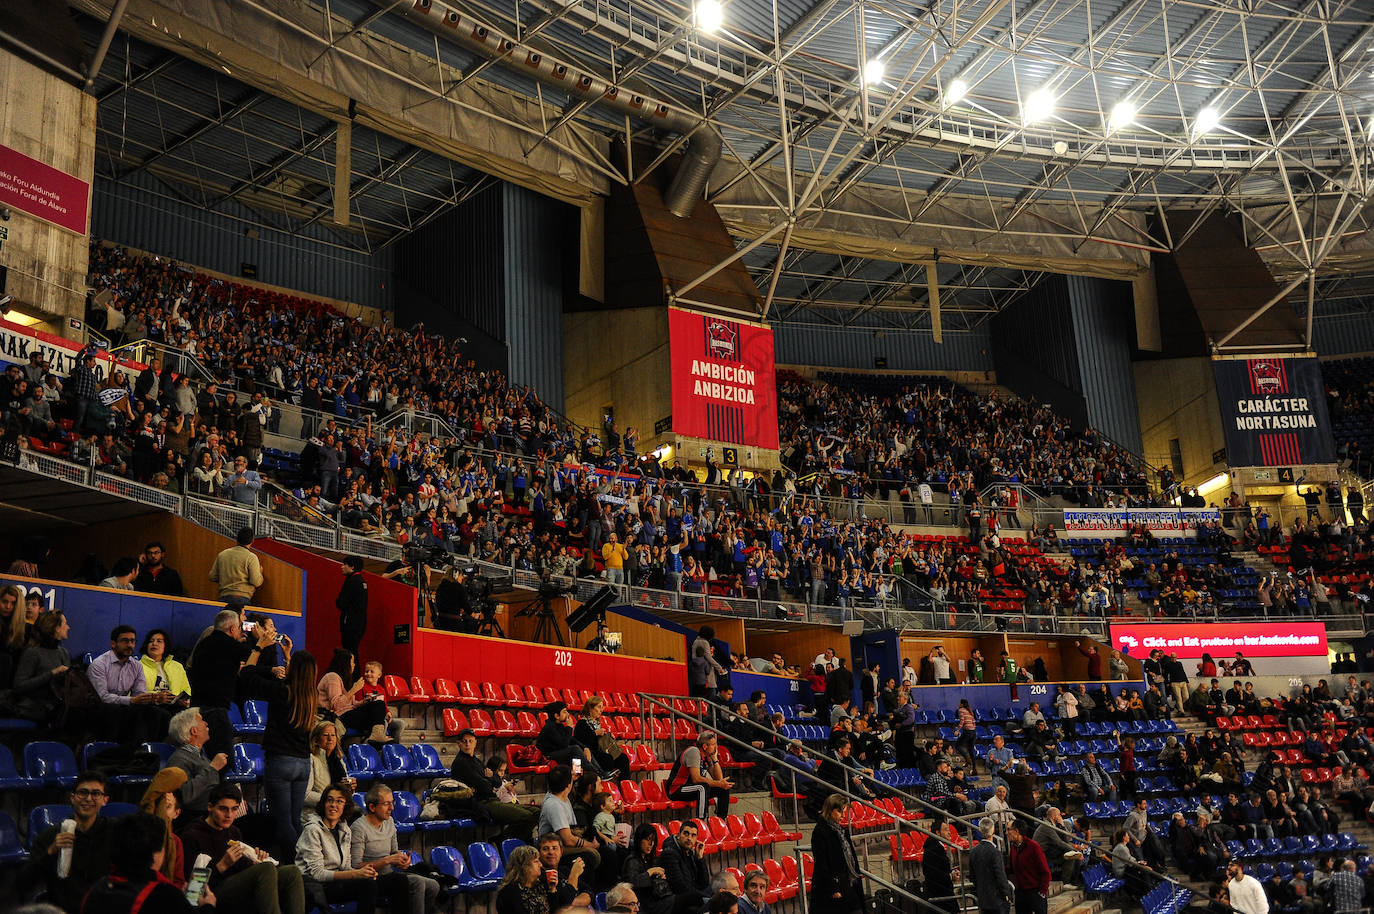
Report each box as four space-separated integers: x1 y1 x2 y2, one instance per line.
350 784 439 913
295 783 398 914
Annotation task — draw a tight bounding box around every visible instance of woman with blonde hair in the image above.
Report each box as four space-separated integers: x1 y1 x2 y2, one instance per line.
495 844 548 914
0 584 27 686
138 766 190 888
304 720 356 823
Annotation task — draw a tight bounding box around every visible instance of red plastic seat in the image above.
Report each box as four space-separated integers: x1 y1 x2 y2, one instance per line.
506 744 551 775
617 693 640 713
599 690 621 713
523 685 542 706
625 779 660 811
432 678 460 704
457 680 481 705
690 818 720 855
542 687 562 705
515 711 540 737
709 816 737 853
602 780 624 808
763 810 801 842
441 708 469 737
467 709 495 737
633 745 659 772
727 814 753 849
776 857 800 899
744 813 771 847
407 678 434 703
651 719 672 741
651 823 670 853
492 710 517 737
481 682 502 705
618 780 648 814
562 688 582 710
383 675 411 703
502 684 525 707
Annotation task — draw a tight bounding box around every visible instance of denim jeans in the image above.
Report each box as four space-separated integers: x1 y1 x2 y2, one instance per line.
265 754 312 858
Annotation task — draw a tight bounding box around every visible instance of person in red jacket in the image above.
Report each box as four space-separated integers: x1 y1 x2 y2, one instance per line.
1007 820 1051 914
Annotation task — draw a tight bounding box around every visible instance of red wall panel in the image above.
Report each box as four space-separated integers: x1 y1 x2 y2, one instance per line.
253 540 418 677
412 628 687 696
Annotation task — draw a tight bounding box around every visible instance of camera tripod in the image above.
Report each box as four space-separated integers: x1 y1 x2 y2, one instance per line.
515 591 570 646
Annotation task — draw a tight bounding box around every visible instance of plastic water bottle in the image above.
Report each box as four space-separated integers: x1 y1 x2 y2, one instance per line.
57 819 75 878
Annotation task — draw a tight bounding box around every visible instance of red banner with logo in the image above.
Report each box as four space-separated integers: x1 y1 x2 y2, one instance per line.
1108 621 1328 661
668 308 779 449
0 144 90 235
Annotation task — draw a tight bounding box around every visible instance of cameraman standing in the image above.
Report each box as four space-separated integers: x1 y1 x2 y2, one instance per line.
434 566 476 633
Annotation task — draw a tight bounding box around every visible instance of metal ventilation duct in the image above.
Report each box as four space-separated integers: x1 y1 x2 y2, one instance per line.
397 0 722 217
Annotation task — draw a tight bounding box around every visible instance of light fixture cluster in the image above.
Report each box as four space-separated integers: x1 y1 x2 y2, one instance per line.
687 1 1235 144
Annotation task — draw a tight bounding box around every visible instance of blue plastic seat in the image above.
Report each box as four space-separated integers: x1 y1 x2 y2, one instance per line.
430 845 476 894
82 741 156 787
500 838 527 863
227 703 247 733
240 700 268 733
466 841 504 889
24 742 79 789
224 743 264 783
101 802 139 818
409 744 446 778
28 804 73 842
141 742 176 765
0 812 28 866
347 744 381 782
1255 864 1274 881
0 745 40 790
378 744 413 780
392 791 421 835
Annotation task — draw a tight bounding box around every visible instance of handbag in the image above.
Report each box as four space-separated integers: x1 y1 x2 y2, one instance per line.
647 875 673 900
597 733 625 760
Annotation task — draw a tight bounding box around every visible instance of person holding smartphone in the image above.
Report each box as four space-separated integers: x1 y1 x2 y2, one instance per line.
81 812 217 911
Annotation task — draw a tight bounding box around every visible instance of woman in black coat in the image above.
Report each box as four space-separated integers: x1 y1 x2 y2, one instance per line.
809 793 865 914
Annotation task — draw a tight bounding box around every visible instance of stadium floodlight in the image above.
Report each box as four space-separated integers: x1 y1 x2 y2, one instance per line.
695 0 723 34
1193 106 1221 136
1108 100 1136 133
944 78 968 107
863 58 886 86
1023 88 1056 124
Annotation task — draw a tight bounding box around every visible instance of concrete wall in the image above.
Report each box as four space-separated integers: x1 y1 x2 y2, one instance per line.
564 306 671 449
1134 356 1228 487
0 50 97 327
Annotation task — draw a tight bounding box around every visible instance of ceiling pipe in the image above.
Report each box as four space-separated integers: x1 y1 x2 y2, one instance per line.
395 0 721 217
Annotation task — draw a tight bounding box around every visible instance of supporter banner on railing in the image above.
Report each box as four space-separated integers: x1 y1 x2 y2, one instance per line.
0 142 91 234
668 308 779 450
1109 621 1329 675
1213 356 1336 467
0 318 144 379
1062 507 1220 533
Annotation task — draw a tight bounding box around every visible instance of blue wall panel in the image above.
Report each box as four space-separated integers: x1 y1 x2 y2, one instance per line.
91 172 394 311
771 323 993 372
0 576 305 663
990 275 1088 428
502 184 566 409
1313 313 1374 357
1067 275 1143 454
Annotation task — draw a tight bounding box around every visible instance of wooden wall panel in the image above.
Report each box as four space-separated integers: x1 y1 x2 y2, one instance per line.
746 628 844 673
34 512 303 612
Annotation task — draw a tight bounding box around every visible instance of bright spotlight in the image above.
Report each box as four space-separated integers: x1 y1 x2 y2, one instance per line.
1023 88 1055 124
695 0 722 33
1194 106 1220 136
1108 100 1136 132
944 78 968 106
863 58 886 86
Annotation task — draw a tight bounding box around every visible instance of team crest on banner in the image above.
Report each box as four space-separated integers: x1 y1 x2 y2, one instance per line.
705 319 738 360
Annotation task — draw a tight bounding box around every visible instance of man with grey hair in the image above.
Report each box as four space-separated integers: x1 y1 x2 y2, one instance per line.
738 869 772 914
351 783 437 912
167 707 228 816
971 818 1012 914
189 608 252 759
710 870 741 897
605 882 640 914
1328 858 1365 914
